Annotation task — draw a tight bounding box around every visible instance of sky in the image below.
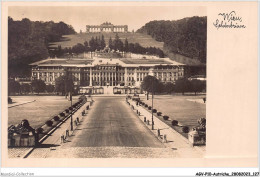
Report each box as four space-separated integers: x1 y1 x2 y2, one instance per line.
9 6 206 32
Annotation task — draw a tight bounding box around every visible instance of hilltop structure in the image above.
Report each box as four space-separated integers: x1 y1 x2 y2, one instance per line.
86 22 128 33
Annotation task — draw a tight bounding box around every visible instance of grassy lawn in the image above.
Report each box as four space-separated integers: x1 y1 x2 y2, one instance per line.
49 32 164 49
139 94 206 130
8 96 79 128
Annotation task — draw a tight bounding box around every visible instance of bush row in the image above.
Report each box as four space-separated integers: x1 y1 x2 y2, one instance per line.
138 99 190 133
37 98 86 134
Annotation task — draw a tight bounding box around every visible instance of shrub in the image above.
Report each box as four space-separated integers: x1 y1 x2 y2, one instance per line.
21 119 30 127
65 109 69 113
8 97 12 104
157 112 162 116
36 127 43 134
69 107 73 110
152 109 157 113
172 120 178 126
145 104 148 107
196 126 206 132
45 120 53 127
198 118 206 126
53 116 60 121
148 106 152 110
163 115 169 120
59 112 65 117
182 126 190 133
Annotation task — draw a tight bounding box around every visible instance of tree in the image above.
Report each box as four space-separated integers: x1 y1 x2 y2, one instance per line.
95 36 100 50
31 79 46 94
20 83 31 94
8 80 21 95
190 79 205 95
55 74 74 96
113 33 122 51
141 75 160 100
117 40 124 52
128 43 135 53
46 84 55 93
156 48 165 58
164 82 174 94
72 43 85 56
109 37 113 49
174 78 191 95
84 41 89 52
101 35 106 49
136 17 206 63
8 17 76 78
124 38 129 52
89 37 96 51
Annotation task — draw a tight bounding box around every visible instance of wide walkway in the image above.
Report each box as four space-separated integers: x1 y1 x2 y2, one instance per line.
27 97 177 158
62 97 164 147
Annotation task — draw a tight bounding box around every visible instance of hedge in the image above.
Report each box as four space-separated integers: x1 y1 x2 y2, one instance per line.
171 120 178 126
182 126 190 133
163 115 169 120
45 120 53 127
36 127 43 134
60 112 65 117
53 116 60 121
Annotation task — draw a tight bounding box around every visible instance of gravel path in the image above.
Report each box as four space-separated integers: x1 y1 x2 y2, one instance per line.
29 147 176 158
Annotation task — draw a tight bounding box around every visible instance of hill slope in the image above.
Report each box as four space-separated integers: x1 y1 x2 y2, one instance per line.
49 32 164 49
137 16 207 64
49 32 203 66
8 17 76 77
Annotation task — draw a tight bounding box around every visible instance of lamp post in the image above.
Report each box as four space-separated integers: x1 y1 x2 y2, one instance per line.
70 91 73 131
151 77 154 130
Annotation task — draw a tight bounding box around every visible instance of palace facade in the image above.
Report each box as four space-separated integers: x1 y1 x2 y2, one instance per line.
30 55 184 93
86 22 128 33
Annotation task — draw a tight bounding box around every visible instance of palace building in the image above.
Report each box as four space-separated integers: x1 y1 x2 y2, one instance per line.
30 54 184 94
86 22 128 33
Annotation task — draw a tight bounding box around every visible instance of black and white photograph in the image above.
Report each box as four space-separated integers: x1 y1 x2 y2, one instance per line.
1 2 258 175
7 5 207 159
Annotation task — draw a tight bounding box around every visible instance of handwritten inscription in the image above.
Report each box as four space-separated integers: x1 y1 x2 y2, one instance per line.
213 11 246 29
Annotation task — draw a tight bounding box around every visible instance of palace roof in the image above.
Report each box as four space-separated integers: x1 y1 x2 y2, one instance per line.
30 58 94 66
30 57 184 67
120 58 184 66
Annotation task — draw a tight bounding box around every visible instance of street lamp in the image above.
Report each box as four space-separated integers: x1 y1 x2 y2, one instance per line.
70 91 73 131
151 77 154 130
148 71 155 130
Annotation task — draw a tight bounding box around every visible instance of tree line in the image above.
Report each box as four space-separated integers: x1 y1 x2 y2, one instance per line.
8 75 78 96
8 17 76 78
9 75 205 97
141 75 206 97
51 33 165 58
137 16 207 63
